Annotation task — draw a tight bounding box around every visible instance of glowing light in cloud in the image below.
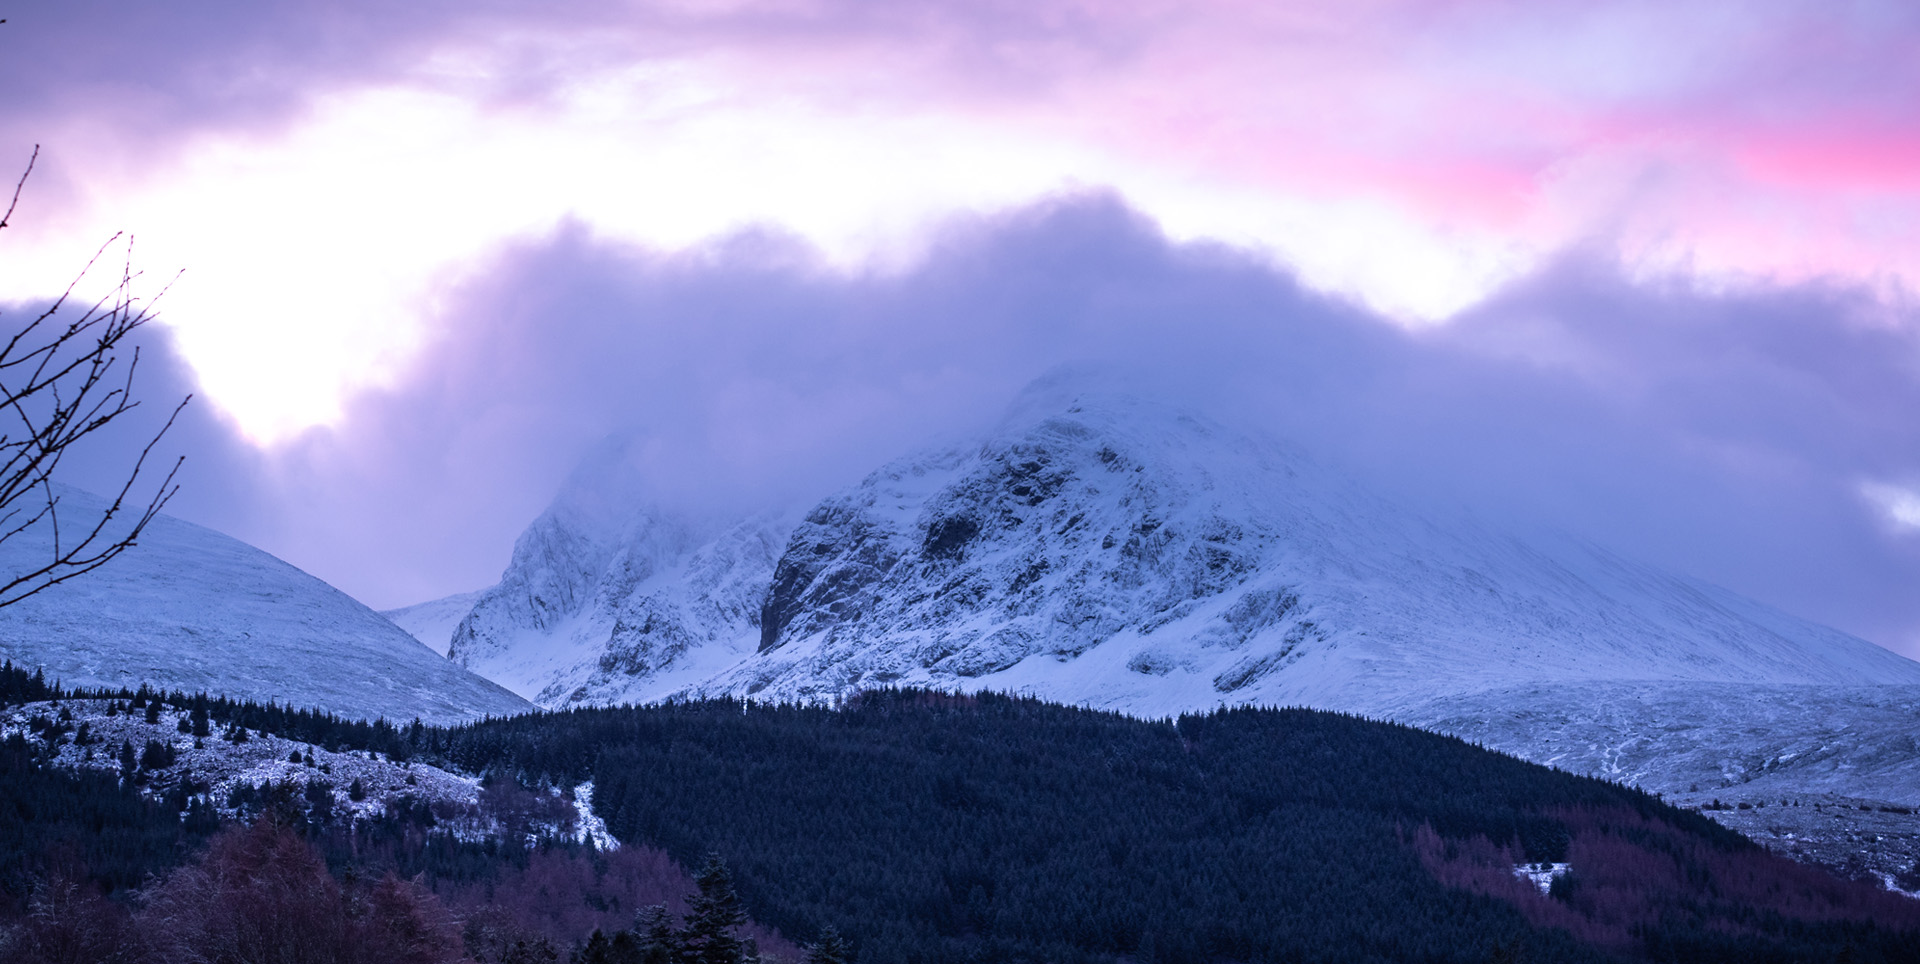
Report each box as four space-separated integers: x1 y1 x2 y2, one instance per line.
1862 482 1920 533
3 60 1534 440
5 0 1920 441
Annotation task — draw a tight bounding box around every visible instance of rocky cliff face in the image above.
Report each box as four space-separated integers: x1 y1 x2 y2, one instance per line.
738 397 1307 698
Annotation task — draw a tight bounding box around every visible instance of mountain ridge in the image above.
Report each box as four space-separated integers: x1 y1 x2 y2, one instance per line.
0 485 532 724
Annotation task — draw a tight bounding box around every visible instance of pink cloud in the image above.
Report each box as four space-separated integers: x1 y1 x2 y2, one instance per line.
7 0 1919 302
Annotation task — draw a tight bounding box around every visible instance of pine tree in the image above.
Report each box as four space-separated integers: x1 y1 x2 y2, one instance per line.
634 904 680 964
191 697 211 737
576 929 614 964
804 926 851 964
609 930 646 964
680 855 746 964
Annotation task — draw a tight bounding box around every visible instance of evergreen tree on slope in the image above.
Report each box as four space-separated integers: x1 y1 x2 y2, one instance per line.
680 855 746 964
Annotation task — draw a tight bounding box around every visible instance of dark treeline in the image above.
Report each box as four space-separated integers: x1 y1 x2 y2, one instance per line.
425 691 1920 964
6 664 1920 962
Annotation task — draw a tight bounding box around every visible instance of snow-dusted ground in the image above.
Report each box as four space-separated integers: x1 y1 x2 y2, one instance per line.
1400 681 1920 890
1668 792 1920 893
571 781 620 850
1512 863 1571 895
2 698 480 823
1402 682 1920 806
3 698 618 848
0 486 531 725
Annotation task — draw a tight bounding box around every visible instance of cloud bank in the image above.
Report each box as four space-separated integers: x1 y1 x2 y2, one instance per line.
54 193 1909 661
6 0 1920 441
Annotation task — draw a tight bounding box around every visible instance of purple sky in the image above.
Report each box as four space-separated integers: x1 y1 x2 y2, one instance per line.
3 1 1919 657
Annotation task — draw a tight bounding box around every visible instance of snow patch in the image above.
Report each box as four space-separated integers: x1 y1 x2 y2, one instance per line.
1513 863 1571 895
572 781 619 850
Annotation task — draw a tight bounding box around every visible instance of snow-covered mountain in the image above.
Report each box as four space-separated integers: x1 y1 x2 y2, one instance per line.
427 379 1920 827
442 383 1920 716
0 486 531 724
713 389 1920 714
446 437 794 706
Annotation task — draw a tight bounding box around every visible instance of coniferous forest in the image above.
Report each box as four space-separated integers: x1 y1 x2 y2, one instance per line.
4 664 1919 963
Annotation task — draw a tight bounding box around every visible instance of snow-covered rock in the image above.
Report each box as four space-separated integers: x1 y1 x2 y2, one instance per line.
0 486 531 724
447 437 794 706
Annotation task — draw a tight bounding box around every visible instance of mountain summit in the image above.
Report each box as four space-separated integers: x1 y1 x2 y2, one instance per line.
439 387 1920 719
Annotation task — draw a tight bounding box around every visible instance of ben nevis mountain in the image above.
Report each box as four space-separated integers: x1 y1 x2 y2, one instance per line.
431 377 1920 828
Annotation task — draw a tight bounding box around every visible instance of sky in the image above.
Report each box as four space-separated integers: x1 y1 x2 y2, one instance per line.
1 0 1919 657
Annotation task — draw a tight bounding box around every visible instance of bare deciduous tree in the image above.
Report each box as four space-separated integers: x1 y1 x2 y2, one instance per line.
0 146 189 607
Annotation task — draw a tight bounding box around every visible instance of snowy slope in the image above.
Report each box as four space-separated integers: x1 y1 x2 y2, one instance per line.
1401 681 1920 806
0 486 531 724
383 590 487 656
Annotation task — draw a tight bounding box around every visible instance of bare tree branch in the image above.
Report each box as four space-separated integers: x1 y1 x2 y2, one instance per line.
0 148 190 607
0 144 33 231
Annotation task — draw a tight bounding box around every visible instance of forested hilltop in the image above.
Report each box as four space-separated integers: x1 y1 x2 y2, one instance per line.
4 665 1919 963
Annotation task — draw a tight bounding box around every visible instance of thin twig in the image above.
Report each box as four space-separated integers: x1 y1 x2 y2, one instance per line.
0 144 34 231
